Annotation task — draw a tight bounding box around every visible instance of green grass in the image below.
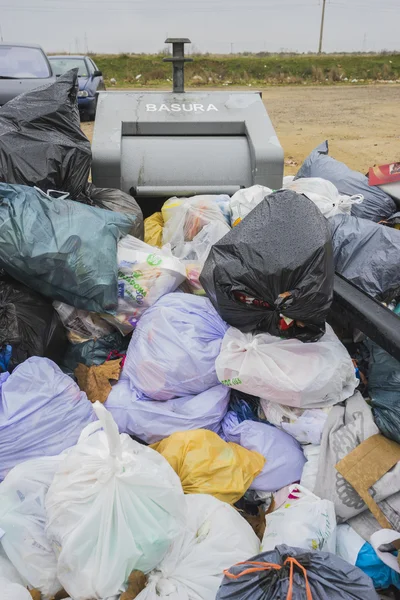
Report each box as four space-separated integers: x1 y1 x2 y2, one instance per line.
89 52 400 87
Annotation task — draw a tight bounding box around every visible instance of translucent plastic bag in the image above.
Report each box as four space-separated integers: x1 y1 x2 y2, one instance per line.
0 578 33 600
124 293 228 400
229 185 273 226
53 301 114 343
162 195 231 227
102 235 186 334
136 494 260 600
283 177 363 219
215 324 357 409
45 402 185 600
151 429 265 504
261 485 336 553
260 401 330 445
162 196 230 260
0 456 63 598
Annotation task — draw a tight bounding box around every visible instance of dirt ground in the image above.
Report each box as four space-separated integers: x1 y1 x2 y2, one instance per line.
82 84 399 175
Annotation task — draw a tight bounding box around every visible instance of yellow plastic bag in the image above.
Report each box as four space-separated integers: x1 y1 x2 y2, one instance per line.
144 212 164 247
161 197 185 224
151 429 265 504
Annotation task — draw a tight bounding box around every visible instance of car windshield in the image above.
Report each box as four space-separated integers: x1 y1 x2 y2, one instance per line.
49 58 88 77
0 46 51 78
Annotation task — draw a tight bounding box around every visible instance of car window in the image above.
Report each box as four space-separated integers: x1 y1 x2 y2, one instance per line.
85 58 93 75
0 46 51 78
89 58 99 72
49 57 88 77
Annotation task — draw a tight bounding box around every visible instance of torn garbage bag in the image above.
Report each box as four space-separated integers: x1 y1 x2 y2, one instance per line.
101 235 186 335
0 70 91 199
124 293 228 400
200 189 334 341
0 456 63 597
329 213 400 302
53 301 115 344
45 402 185 600
261 485 336 554
216 324 357 409
135 494 260 600
0 356 95 480
0 184 134 313
85 182 144 240
295 140 396 221
220 412 306 492
105 377 230 444
61 331 130 372
151 429 265 504
0 277 67 372
367 340 400 445
283 176 363 218
217 545 379 600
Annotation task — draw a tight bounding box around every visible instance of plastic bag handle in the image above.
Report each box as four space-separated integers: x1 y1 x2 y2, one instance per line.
34 186 70 201
78 402 122 460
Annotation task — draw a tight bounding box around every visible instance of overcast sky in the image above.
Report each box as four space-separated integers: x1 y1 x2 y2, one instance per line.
0 0 399 55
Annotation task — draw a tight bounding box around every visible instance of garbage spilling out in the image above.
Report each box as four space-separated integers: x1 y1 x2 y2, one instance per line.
1 52 400 600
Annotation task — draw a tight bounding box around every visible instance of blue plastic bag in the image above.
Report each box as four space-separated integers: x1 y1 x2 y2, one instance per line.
105 376 230 444
123 293 228 400
0 183 134 312
220 411 306 492
0 356 96 480
357 543 400 590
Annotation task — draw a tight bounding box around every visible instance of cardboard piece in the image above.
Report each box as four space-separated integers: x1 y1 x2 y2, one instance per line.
335 434 400 530
75 359 122 404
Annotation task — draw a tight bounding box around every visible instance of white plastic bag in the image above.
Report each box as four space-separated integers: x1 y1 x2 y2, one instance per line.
300 445 320 492
283 177 363 218
0 456 63 598
216 324 357 409
0 577 32 600
45 402 185 600
102 235 187 334
136 494 260 600
229 185 273 226
370 529 400 574
0 547 26 587
336 524 366 566
162 196 230 261
260 401 330 445
261 484 336 553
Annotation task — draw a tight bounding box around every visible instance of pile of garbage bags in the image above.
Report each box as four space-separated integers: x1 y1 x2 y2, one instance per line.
1 72 400 600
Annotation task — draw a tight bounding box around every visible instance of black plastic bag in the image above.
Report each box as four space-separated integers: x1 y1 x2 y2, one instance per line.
0 183 134 313
200 190 334 342
62 331 131 373
0 275 67 372
329 213 400 303
0 69 91 199
295 141 396 222
86 183 144 240
217 545 379 600
368 340 400 444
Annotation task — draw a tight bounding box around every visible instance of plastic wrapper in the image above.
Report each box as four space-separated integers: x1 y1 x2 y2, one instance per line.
0 276 67 372
0 70 91 199
296 140 396 222
101 235 186 335
123 293 228 400
200 189 334 341
216 324 357 409
151 429 265 504
53 301 114 344
0 184 134 313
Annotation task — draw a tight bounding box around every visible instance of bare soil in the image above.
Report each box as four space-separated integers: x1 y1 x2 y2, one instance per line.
82 84 400 175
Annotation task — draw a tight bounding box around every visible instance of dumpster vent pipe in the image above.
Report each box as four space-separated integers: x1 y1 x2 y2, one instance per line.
163 38 193 93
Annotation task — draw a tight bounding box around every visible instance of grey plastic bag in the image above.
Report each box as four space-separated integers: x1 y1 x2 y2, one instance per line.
217 545 379 600
86 183 144 240
0 183 134 313
296 141 396 222
329 213 400 302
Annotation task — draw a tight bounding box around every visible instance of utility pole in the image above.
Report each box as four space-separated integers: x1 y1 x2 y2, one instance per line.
318 0 326 54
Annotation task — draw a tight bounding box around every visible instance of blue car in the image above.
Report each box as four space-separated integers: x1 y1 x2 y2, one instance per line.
48 55 106 120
